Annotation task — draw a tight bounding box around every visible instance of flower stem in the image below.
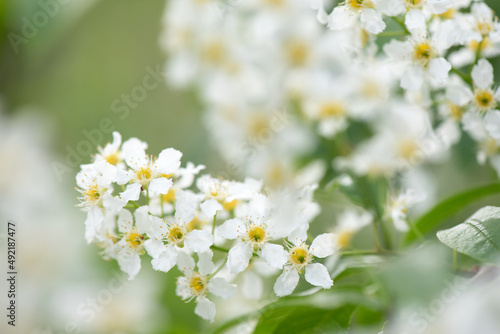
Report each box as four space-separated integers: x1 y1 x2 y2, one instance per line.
451 67 473 87
210 245 230 253
212 214 217 236
160 195 164 218
391 16 410 35
210 257 228 278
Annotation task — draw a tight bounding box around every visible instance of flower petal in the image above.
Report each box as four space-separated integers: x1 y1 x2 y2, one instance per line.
216 218 244 240
175 190 203 223
151 246 178 273
304 263 333 289
197 251 215 276
117 252 141 280
274 268 300 297
405 9 426 34
429 57 451 85
472 59 494 90
227 243 253 274
156 148 183 175
84 207 103 243
310 233 339 258
194 296 216 323
261 243 288 269
120 183 142 202
149 177 173 196
144 239 165 258
185 229 214 253
201 199 223 218
208 277 236 300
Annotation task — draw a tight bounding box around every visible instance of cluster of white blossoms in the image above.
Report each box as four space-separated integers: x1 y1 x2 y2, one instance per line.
76 132 341 322
160 0 500 232
76 0 500 326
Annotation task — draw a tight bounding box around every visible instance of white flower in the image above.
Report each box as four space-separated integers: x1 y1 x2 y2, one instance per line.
387 189 423 231
302 74 350 138
378 0 452 32
384 32 451 91
217 194 289 274
112 208 151 280
273 234 337 296
119 138 182 202
176 251 236 322
447 59 500 114
333 210 373 249
95 131 124 166
327 0 386 35
143 190 213 273
76 159 126 242
196 175 260 218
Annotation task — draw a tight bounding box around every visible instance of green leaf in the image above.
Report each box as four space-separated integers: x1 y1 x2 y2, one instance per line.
253 304 356 334
331 255 386 281
405 183 500 244
437 206 500 263
210 286 370 334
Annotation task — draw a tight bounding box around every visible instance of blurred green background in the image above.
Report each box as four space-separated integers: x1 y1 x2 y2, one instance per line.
0 0 224 186
2 0 500 333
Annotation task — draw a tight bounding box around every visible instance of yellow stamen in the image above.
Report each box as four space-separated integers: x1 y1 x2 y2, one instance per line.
189 274 207 295
319 101 346 119
223 199 239 211
337 230 355 249
413 42 435 67
285 40 310 66
168 225 185 244
474 89 497 111
162 188 177 203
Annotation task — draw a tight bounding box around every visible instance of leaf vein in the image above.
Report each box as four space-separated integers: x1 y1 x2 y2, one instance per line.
465 219 500 251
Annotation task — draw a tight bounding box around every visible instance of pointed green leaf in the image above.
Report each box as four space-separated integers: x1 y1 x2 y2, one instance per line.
437 206 500 263
405 183 500 244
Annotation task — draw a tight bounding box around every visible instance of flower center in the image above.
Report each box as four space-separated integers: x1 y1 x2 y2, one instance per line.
413 42 435 66
285 40 310 66
289 245 312 271
448 103 463 121
361 81 381 99
405 0 423 9
477 21 493 36
189 274 207 296
83 185 102 205
202 40 226 65
474 89 497 111
168 225 186 244
105 152 120 165
136 167 152 182
223 199 239 211
126 232 144 250
347 0 374 10
162 188 177 203
319 101 346 119
337 230 354 249
482 137 499 156
398 138 420 161
265 0 285 8
187 217 203 231
438 8 455 20
468 38 492 52
247 225 267 244
247 114 270 138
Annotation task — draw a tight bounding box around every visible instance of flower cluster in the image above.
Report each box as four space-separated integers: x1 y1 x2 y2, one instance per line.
76 132 340 322
160 0 500 232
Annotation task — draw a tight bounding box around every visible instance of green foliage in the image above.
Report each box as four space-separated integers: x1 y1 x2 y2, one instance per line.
405 184 500 244
437 206 500 263
253 304 356 334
